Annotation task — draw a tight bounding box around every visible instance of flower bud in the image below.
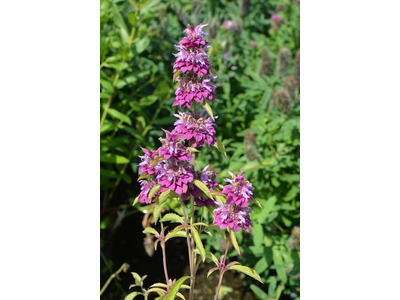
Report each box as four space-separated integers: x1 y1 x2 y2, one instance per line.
259 47 272 76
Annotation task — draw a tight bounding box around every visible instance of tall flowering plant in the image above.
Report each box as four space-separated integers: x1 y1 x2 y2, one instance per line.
127 24 263 300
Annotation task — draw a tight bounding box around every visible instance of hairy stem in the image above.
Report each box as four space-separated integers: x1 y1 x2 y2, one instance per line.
189 196 196 298
160 222 169 286
180 197 194 300
213 239 230 300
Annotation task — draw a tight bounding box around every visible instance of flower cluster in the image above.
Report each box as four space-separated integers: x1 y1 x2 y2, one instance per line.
223 170 254 207
173 24 217 109
137 24 254 235
213 170 254 232
213 201 253 232
173 110 217 147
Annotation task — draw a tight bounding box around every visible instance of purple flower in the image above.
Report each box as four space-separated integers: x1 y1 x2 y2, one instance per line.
221 20 233 30
158 129 192 162
222 170 254 207
173 77 215 109
138 180 162 204
139 148 161 175
213 202 252 232
181 165 219 206
173 110 217 147
180 24 209 48
271 14 282 30
156 160 194 195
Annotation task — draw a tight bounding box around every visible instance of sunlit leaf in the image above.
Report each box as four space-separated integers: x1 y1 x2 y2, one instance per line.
228 265 263 284
191 227 206 262
165 276 191 300
143 227 159 236
160 213 184 224
229 228 241 255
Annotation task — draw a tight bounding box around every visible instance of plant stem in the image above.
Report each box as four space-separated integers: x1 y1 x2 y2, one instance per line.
189 196 196 298
180 197 194 300
160 222 169 286
213 239 230 300
100 262 127 296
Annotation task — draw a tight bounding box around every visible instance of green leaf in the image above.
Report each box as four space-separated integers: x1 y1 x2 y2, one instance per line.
137 173 150 181
165 230 186 242
165 276 191 300
158 190 170 204
173 69 182 81
136 37 150 54
257 196 277 223
148 184 161 203
132 196 139 207
193 179 213 199
250 284 268 300
147 288 166 296
273 248 287 283
131 272 142 286
228 265 263 284
207 267 219 278
100 153 130 164
160 213 184 224
191 227 206 262
143 227 159 236
112 2 129 45
283 185 299 201
216 137 229 159
193 249 219 266
229 228 241 255
124 292 141 300
107 108 132 125
100 79 114 92
202 100 215 121
253 223 263 248
254 257 268 274
154 201 166 224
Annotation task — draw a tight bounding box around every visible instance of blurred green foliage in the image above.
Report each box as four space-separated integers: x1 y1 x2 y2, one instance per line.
101 0 299 299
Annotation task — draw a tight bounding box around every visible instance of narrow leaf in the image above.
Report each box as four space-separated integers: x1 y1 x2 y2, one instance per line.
193 179 213 199
191 227 206 262
124 292 141 300
202 100 215 121
158 190 170 204
154 201 166 224
143 227 159 236
147 288 166 296
148 184 161 203
193 249 219 266
137 173 150 181
229 228 241 255
207 267 219 278
228 265 263 284
165 230 186 242
107 108 132 125
165 276 191 300
160 213 184 224
132 196 139 207
216 137 228 159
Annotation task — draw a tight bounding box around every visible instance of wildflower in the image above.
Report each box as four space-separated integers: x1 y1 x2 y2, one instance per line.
138 180 161 204
271 14 282 30
173 76 216 109
222 170 254 207
139 148 161 175
156 160 194 195
173 110 217 147
173 46 212 77
158 129 192 162
182 165 219 206
180 24 209 48
213 202 252 232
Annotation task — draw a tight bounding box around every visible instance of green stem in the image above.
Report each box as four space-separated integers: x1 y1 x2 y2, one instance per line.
100 262 127 296
180 197 194 300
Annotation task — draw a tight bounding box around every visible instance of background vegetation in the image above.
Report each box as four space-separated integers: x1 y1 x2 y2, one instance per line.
100 0 300 299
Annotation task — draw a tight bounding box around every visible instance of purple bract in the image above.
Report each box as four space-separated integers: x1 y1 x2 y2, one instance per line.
222 170 254 207
173 110 217 147
158 129 192 162
213 202 253 232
